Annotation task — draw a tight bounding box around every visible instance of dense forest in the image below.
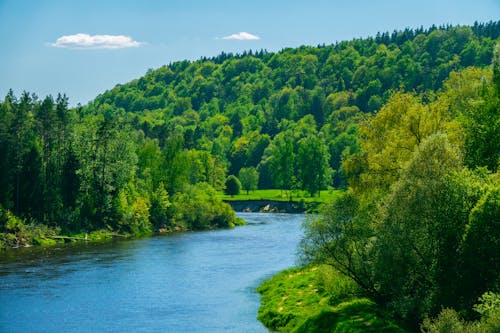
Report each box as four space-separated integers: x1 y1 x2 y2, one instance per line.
87 22 499 191
0 90 243 248
1 20 499 330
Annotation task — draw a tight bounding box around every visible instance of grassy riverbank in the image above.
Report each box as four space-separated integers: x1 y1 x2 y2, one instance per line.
218 189 342 213
218 189 342 204
257 265 406 333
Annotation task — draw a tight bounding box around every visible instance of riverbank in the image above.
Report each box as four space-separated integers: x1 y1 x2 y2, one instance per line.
220 189 342 213
224 199 313 213
0 210 246 251
0 186 247 250
0 219 248 250
257 265 406 332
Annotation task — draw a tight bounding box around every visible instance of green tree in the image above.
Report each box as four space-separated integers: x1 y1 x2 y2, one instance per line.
225 175 241 196
74 116 138 230
459 44 500 171
0 92 15 209
149 182 171 230
159 131 190 193
346 92 454 193
11 92 37 215
460 185 500 310
296 134 331 196
239 167 259 194
373 133 485 322
262 131 295 192
300 191 378 297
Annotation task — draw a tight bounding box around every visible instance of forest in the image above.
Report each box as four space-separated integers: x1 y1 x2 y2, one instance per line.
0 21 499 330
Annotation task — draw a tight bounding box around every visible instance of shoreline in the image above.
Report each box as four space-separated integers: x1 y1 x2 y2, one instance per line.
223 199 322 213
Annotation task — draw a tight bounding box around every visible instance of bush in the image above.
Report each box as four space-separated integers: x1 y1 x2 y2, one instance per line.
421 292 500 333
172 183 241 230
225 175 241 196
0 205 60 248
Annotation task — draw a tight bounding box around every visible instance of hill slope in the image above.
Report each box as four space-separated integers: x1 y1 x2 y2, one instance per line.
86 22 500 189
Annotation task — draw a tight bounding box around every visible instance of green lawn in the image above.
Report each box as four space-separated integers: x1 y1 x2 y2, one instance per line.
218 189 342 204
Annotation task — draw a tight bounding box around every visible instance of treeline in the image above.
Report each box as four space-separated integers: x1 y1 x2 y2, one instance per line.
0 92 241 248
301 45 500 331
87 22 499 192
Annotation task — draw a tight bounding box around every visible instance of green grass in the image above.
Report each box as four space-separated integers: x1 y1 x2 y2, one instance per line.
257 265 407 333
218 189 342 204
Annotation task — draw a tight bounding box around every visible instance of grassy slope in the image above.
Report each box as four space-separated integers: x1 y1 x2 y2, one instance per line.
257 265 406 333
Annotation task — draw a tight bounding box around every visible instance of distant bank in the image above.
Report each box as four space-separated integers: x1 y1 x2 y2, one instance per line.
224 199 309 213
220 189 342 213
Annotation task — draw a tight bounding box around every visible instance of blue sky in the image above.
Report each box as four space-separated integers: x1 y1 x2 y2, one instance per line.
1 0 499 106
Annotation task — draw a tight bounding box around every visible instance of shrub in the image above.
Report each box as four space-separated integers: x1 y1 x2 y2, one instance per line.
225 175 241 196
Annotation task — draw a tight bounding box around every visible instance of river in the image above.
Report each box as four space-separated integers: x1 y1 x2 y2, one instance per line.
0 213 306 332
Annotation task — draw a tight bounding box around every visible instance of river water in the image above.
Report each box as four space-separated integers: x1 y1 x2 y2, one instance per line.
0 213 306 332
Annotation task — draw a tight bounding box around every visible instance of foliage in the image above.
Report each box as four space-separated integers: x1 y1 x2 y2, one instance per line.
296 134 331 196
149 182 171 230
420 309 474 333
461 187 500 310
224 175 241 196
0 89 239 244
372 135 482 321
301 41 500 329
300 191 377 297
421 292 500 333
238 167 259 194
172 183 243 229
84 22 498 196
0 204 59 249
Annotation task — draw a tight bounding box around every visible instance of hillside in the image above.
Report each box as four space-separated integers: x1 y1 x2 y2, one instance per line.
86 22 500 190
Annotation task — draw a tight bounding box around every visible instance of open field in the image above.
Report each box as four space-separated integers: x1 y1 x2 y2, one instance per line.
218 189 342 204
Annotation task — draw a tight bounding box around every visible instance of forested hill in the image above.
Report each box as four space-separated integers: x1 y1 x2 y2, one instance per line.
0 22 499 249
86 22 500 188
91 21 500 117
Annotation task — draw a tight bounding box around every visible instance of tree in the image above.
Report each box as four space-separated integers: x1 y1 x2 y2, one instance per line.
460 185 500 310
11 91 37 215
229 136 250 175
300 190 378 298
459 44 500 171
74 116 138 230
149 182 171 230
225 175 241 196
296 134 331 196
0 92 15 209
493 43 500 94
262 131 295 192
346 92 454 193
239 167 259 194
373 133 484 322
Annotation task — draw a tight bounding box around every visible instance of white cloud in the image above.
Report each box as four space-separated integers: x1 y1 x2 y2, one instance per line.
221 32 260 40
51 33 142 49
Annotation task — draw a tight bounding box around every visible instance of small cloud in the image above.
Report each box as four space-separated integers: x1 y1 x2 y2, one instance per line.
221 32 260 41
51 33 142 49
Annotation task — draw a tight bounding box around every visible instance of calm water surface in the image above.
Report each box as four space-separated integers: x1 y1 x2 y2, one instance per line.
0 213 306 332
